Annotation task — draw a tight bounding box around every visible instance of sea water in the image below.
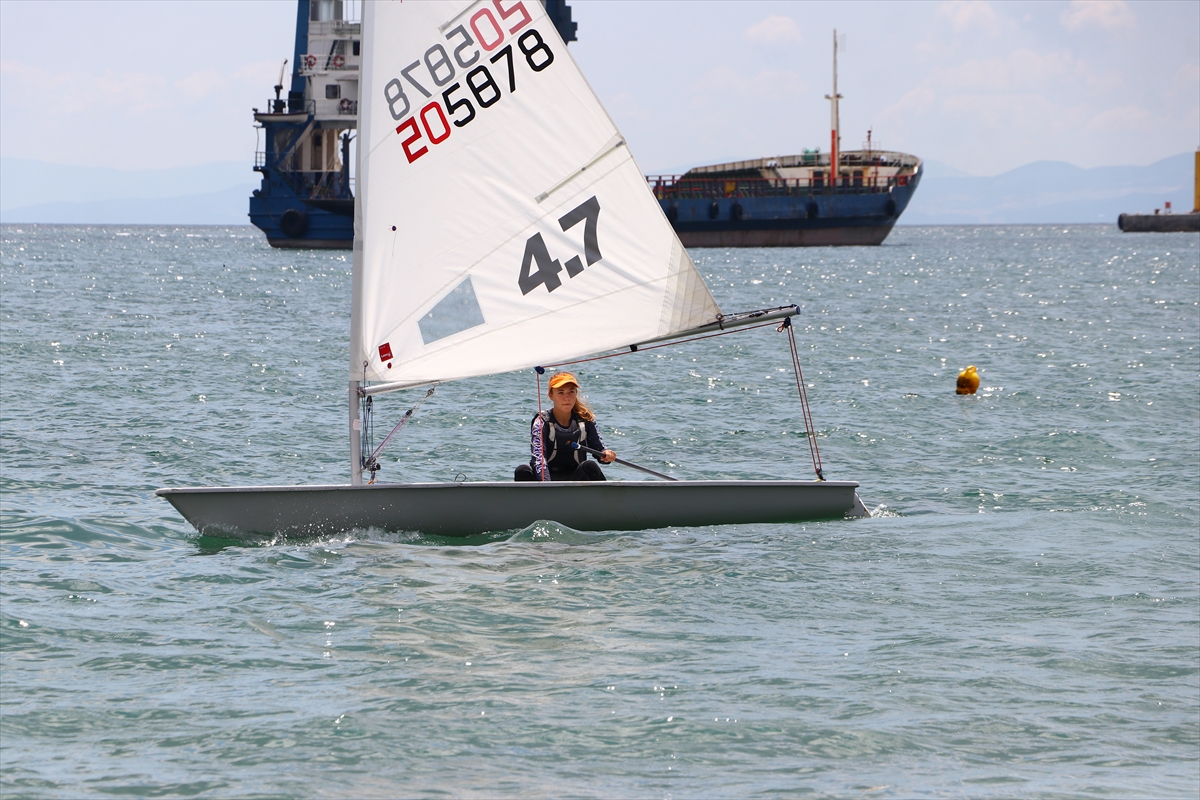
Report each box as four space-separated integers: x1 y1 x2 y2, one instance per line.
1 223 1197 798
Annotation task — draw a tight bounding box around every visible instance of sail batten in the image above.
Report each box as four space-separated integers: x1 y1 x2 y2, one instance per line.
352 1 720 388
535 136 626 203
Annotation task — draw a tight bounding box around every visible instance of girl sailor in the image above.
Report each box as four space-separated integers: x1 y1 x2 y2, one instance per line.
514 372 616 481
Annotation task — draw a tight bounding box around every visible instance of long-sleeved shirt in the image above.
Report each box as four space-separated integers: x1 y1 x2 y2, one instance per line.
530 410 605 480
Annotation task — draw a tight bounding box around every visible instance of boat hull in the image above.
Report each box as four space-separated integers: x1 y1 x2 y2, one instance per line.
658 168 921 248
675 220 896 248
249 191 354 250
157 480 864 539
262 236 354 250
1117 213 1200 233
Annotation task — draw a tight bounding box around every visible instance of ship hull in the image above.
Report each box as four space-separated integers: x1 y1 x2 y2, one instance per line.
1118 213 1200 233
263 237 353 249
658 162 922 248
674 220 896 247
249 191 353 250
159 480 867 539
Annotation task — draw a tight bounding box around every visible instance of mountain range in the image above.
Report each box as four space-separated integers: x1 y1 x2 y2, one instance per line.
903 151 1195 224
0 159 256 225
1 152 1194 227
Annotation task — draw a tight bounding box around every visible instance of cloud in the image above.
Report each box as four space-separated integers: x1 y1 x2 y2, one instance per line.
880 86 937 119
938 91 1088 135
1 59 168 115
870 38 1153 173
1082 104 1154 133
606 90 651 126
1172 62 1200 88
233 60 285 84
874 86 936 143
1060 0 1136 31
742 15 803 46
0 57 271 169
936 0 1009 35
932 49 1105 94
174 69 226 99
688 66 806 106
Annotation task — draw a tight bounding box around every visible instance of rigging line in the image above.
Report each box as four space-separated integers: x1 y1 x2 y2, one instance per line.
361 395 375 481
783 319 824 480
359 359 373 479
786 322 822 479
541 320 780 370
534 366 549 480
363 386 437 472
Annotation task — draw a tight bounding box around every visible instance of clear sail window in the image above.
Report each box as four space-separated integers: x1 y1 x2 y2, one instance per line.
418 277 486 345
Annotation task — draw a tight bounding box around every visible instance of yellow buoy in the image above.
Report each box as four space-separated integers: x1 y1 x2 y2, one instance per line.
956 365 980 395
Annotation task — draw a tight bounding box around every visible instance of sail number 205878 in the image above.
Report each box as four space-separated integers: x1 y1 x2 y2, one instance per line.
389 0 554 164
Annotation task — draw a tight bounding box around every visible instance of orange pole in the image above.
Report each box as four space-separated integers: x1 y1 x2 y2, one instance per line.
1193 149 1199 213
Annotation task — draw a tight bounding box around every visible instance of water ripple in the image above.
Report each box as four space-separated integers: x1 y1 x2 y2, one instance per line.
1 224 1197 797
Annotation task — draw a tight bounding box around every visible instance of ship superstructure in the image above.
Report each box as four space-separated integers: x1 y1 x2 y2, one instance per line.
249 0 577 248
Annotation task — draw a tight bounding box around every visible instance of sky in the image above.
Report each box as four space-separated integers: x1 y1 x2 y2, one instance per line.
0 0 1196 178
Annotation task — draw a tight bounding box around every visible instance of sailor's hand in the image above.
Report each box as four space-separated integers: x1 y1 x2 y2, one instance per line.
600 449 616 463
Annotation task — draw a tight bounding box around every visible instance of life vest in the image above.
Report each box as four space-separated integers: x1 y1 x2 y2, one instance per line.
532 410 586 474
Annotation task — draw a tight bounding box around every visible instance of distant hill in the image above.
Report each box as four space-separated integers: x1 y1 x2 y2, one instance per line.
902 152 1196 225
0 186 254 226
0 158 256 225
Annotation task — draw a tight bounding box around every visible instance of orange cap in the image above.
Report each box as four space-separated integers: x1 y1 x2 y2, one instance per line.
547 372 579 391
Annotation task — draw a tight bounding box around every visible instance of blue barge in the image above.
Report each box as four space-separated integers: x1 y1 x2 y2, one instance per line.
651 29 921 247
649 149 922 248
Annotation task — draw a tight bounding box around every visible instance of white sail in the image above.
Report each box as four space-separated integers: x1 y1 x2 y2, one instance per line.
351 0 720 389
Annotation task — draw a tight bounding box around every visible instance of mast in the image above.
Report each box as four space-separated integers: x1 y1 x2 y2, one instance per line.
824 29 842 183
348 0 370 486
350 230 363 485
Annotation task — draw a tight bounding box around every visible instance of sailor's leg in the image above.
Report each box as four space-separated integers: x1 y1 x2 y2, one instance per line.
572 461 606 481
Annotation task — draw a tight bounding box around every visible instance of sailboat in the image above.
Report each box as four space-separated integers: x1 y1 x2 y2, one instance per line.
158 0 869 538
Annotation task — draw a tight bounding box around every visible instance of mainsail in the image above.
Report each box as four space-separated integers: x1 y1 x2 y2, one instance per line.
351 0 721 390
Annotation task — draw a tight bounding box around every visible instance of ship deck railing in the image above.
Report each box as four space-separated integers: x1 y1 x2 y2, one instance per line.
256 99 317 117
297 55 360 76
646 174 914 199
253 158 354 199
684 150 921 174
308 20 361 36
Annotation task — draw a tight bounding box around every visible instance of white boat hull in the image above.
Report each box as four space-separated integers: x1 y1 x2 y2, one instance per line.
157 480 866 539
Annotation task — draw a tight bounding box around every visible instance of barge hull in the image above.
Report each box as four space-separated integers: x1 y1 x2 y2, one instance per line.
654 154 923 248
264 237 353 249
1118 213 1200 233
677 222 895 248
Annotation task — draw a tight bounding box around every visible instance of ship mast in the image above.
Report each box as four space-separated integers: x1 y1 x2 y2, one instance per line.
824 30 842 182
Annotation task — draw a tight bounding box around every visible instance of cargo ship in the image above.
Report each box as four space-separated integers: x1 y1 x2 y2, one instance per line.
248 0 577 249
650 30 922 247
